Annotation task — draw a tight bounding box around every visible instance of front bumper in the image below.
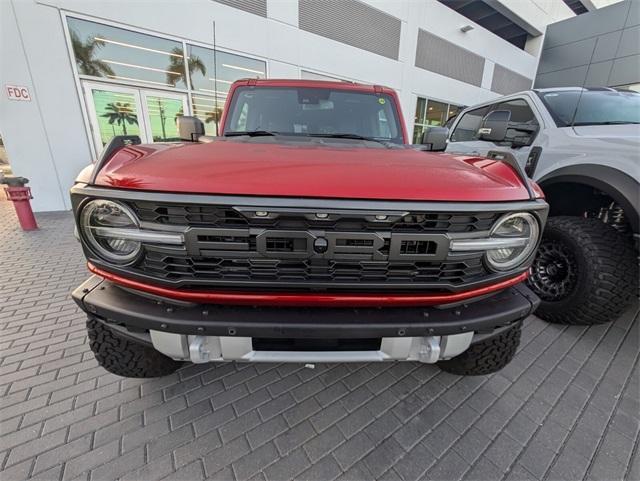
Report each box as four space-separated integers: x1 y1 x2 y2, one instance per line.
73 276 539 363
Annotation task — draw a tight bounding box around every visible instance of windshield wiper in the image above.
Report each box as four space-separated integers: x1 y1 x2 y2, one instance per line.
308 133 390 145
224 130 278 137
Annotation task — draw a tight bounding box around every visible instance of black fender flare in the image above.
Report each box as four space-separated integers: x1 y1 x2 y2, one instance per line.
538 164 639 233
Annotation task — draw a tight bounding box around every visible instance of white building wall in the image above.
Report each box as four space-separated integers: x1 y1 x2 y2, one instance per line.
0 0 573 212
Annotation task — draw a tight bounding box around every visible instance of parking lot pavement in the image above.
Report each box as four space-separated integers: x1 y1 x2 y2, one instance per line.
0 197 638 481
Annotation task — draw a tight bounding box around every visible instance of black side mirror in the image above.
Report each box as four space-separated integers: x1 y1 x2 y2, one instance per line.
478 110 511 142
177 116 205 142
421 126 449 151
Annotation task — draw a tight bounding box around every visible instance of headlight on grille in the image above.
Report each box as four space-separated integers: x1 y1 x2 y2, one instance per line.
449 212 540 272
485 212 539 271
79 199 141 264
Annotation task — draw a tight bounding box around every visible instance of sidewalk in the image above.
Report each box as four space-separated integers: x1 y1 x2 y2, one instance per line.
1 198 638 481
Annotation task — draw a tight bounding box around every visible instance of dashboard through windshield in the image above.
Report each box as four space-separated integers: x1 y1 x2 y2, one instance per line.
223 86 404 144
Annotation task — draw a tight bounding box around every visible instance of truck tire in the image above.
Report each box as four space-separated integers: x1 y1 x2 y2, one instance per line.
87 318 181 378
528 216 637 325
438 323 521 375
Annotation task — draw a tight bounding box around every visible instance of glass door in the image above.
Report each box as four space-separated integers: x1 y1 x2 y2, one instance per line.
83 81 188 152
139 90 188 142
84 82 144 150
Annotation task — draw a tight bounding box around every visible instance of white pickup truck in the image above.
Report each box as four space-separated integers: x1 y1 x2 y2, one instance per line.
423 87 639 325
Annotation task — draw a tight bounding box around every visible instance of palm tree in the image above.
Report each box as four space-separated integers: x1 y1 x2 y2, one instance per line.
166 47 206 89
70 30 115 77
101 102 138 135
205 107 223 125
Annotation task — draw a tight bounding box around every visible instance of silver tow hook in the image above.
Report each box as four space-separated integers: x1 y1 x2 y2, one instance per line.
417 337 441 363
189 336 210 363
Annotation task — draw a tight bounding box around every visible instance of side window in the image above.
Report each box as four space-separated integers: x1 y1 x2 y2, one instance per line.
377 109 391 138
495 99 539 145
450 106 491 142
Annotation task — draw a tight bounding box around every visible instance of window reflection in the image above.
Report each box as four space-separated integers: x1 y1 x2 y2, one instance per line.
146 96 184 142
91 90 141 146
68 17 187 88
191 95 224 136
67 17 267 138
187 44 266 96
187 45 265 134
412 96 465 144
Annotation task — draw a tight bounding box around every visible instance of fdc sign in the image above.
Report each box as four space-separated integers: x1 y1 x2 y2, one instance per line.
6 85 31 101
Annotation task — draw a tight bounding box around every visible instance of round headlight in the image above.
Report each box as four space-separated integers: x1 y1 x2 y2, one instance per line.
79 199 141 263
486 212 539 271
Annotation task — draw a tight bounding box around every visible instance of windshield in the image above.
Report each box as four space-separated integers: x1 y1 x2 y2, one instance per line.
223 86 404 144
539 89 640 127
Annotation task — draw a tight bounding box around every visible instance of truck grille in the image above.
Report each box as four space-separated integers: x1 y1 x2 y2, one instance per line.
140 249 485 288
124 201 499 291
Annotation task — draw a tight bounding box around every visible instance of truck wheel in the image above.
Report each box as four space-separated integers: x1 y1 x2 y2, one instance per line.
87 318 181 378
438 323 521 375
528 216 637 325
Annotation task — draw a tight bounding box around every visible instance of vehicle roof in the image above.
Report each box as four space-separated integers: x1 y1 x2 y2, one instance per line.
533 86 637 93
230 78 396 95
458 86 638 113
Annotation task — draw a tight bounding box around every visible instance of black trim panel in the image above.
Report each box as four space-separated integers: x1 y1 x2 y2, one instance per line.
73 276 540 339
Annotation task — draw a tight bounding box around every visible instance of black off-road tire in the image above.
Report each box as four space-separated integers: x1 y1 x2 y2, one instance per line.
438 323 521 376
87 318 181 378
528 216 637 325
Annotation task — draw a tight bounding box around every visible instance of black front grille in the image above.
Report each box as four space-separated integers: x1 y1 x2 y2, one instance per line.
124 200 499 291
140 248 486 287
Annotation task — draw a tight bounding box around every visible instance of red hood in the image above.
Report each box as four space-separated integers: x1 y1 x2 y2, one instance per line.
94 140 531 202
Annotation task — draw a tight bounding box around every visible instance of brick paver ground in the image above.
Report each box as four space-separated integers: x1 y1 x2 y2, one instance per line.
0 197 638 481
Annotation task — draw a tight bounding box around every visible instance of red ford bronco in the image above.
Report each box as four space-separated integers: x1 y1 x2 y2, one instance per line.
71 79 548 378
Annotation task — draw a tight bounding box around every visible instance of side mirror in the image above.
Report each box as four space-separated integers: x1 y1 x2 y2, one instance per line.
177 116 205 142
421 126 449 151
478 110 510 142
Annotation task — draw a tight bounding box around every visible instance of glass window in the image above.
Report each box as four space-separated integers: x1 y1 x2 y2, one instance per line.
145 96 184 142
186 45 266 97
450 105 491 142
90 90 141 146
425 100 448 126
538 90 640 127
414 98 426 124
412 96 464 143
191 95 224 136
447 104 462 123
495 99 539 144
67 17 186 89
224 87 403 143
187 44 266 134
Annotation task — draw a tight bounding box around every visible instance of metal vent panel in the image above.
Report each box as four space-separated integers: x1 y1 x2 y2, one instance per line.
414 29 485 86
298 0 401 60
491 64 533 95
213 0 267 17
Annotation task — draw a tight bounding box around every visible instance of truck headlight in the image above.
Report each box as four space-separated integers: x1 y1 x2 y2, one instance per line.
79 199 141 264
485 212 539 271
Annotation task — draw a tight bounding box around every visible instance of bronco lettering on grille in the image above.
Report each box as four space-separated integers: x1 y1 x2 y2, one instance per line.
184 228 450 261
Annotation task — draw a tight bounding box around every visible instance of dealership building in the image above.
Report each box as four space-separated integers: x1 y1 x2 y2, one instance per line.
2 0 592 211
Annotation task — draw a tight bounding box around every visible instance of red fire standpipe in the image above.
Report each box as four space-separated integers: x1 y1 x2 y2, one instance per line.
2 177 38 231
